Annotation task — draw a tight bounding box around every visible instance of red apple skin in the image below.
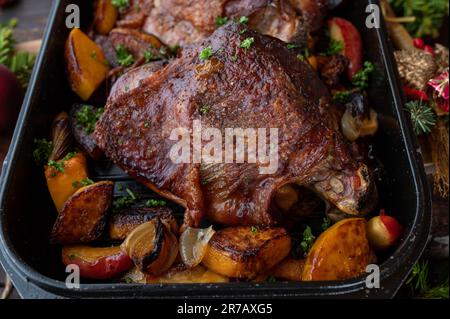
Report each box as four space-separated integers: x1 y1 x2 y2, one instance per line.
0 65 23 132
367 211 403 251
62 246 133 280
328 17 363 80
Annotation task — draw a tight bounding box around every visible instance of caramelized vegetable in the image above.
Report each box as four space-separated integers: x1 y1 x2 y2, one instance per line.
62 245 132 279
202 227 291 280
121 218 178 275
108 207 178 240
51 181 113 244
45 152 88 212
65 28 110 101
49 112 73 162
366 210 403 251
270 258 305 282
302 218 376 281
94 0 118 35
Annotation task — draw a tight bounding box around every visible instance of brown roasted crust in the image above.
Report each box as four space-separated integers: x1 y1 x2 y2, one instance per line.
95 23 376 227
202 226 292 279
317 55 348 89
51 181 114 244
108 206 178 240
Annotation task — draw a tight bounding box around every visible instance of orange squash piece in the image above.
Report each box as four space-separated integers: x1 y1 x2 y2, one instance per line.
94 0 118 35
302 218 376 281
65 28 110 101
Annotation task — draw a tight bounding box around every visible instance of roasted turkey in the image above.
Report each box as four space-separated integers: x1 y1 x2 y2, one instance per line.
94 23 377 227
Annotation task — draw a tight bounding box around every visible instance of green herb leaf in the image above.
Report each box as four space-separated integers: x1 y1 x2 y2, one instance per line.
145 199 167 207
352 61 375 89
239 16 249 24
321 217 332 231
111 0 129 10
216 16 229 27
251 226 258 234
199 46 214 61
324 39 344 56
33 138 53 165
333 90 352 104
240 37 255 50
75 105 104 134
286 43 299 50
199 105 211 115
115 44 134 67
47 160 65 174
405 100 437 135
300 226 315 255
113 188 139 212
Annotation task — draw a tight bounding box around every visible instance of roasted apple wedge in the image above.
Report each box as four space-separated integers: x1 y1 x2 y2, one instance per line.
302 218 377 281
65 28 110 101
62 245 132 280
121 218 178 276
45 152 89 212
51 181 114 244
201 227 291 280
109 207 178 240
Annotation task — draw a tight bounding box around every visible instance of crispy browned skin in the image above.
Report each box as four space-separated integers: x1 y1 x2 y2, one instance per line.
118 0 333 45
95 23 376 227
109 207 178 240
202 226 291 279
51 181 113 244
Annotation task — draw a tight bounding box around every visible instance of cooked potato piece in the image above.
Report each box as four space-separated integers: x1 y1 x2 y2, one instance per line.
121 218 178 276
94 0 118 35
109 207 178 240
51 181 114 244
69 104 104 160
202 227 291 280
45 152 88 212
270 258 305 282
65 28 110 101
62 245 132 280
302 218 376 281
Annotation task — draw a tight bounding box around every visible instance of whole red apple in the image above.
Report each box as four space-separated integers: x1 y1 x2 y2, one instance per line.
0 65 23 132
328 17 363 80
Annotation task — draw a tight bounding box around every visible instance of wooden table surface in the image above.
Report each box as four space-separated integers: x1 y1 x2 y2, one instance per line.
0 0 448 299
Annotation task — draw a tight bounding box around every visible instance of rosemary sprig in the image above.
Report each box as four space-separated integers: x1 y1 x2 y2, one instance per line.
405 100 436 135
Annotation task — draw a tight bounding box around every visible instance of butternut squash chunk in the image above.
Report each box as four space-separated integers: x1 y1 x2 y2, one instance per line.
302 218 376 281
202 227 291 280
45 152 88 212
65 28 110 101
94 0 118 35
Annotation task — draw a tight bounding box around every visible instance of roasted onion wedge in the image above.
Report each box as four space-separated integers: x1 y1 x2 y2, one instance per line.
202 226 291 280
121 218 178 276
179 226 215 268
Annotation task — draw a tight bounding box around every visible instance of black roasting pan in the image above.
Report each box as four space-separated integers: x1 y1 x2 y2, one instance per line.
0 0 431 298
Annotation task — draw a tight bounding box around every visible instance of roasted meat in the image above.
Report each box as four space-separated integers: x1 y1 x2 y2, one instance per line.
118 0 339 45
95 23 376 227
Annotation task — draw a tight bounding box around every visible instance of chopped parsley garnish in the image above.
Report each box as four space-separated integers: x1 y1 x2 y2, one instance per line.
216 16 229 27
239 16 249 24
75 105 104 134
111 0 129 10
240 37 255 50
266 276 277 283
333 90 352 103
324 39 344 56
239 28 247 35
33 138 53 165
199 46 214 61
90 51 97 60
47 160 65 174
321 217 332 231
72 178 94 189
113 188 139 212
300 226 316 255
115 44 134 67
145 199 167 207
352 61 375 89
144 49 158 63
286 43 299 50
63 151 77 161
230 54 238 62
251 226 258 234
199 105 211 115
296 48 310 61
143 121 150 128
